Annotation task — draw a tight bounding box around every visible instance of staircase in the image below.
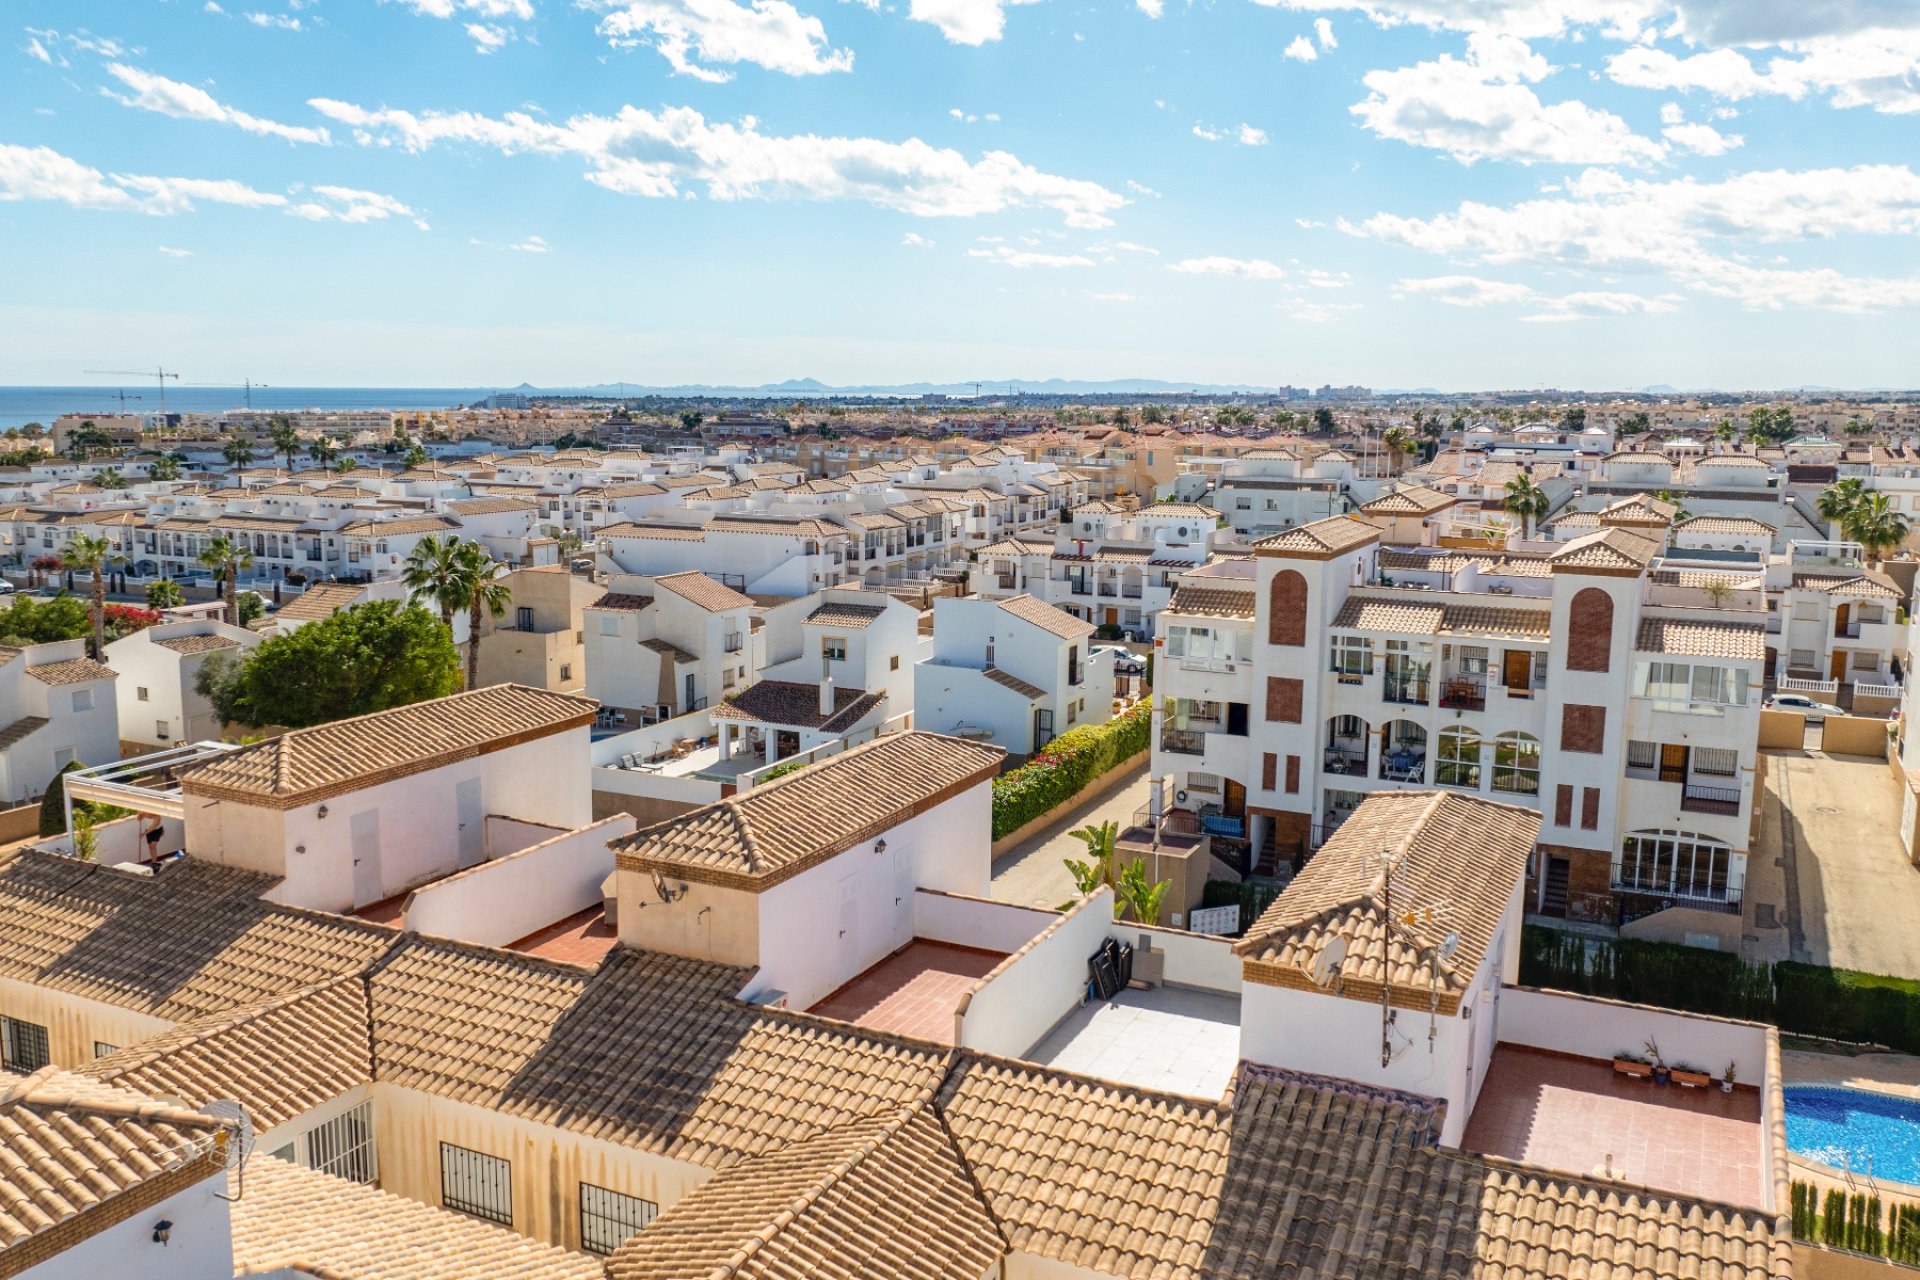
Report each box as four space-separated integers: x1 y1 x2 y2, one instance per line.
1541 857 1570 917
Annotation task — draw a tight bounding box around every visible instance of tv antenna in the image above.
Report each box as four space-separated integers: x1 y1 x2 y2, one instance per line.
203 1099 254 1201
1370 847 1456 1067
85 367 178 417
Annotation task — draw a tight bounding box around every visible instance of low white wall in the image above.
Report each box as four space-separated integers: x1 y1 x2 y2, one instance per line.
589 710 716 767
1498 985 1770 1082
403 816 636 948
590 765 723 807
483 814 566 857
958 889 1114 1058
913 890 1056 953
1110 921 1241 993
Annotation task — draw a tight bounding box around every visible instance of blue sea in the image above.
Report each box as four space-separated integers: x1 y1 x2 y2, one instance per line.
0 386 504 430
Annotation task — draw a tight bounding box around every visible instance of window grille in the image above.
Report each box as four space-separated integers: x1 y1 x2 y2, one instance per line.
441 1143 512 1225
579 1183 658 1255
310 1101 377 1184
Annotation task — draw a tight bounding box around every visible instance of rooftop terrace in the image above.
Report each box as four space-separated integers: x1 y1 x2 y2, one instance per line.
809 940 1007 1043
1027 983 1242 1099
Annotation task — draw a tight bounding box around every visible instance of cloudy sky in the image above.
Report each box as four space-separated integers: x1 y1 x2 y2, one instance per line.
6 0 1920 389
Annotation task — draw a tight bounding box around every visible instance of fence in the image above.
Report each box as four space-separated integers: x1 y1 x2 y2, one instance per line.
1779 676 1841 696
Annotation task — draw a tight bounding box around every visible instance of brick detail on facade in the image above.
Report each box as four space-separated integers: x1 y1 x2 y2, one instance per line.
1262 752 1277 791
1268 570 1307 647
1560 703 1606 754
1266 676 1303 724
1285 755 1300 794
1567 587 1614 672
1554 784 1573 828
1526 841 1617 926
1581 787 1601 831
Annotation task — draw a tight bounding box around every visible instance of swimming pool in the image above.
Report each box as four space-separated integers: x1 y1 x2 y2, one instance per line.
1785 1086 1920 1184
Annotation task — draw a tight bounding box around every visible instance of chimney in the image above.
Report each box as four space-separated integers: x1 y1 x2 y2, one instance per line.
820 650 834 717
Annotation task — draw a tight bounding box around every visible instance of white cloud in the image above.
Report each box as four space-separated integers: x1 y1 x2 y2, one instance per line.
1090 239 1159 255
1282 298 1360 322
104 64 332 145
1089 290 1138 302
1662 119 1742 154
949 107 999 123
1314 16 1336 46
1192 123 1221 141
1237 124 1269 145
310 97 1127 226
1301 267 1350 287
1394 274 1537 305
587 0 853 81
1170 256 1287 279
1606 35 1920 116
471 233 550 250
1393 272 1679 319
244 12 306 29
1126 179 1161 197
157 245 193 256
1352 32 1668 165
24 36 53 63
204 2 226 12
388 0 535 17
906 0 1041 45
1137 0 1163 16
901 231 934 246
967 245 1095 267
287 185 431 228
1284 34 1317 59
1194 121 1268 145
466 22 512 50
1239 0 1652 41
1520 289 1683 321
1350 163 1920 312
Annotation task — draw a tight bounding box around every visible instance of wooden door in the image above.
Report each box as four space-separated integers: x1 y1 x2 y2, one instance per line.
1659 742 1689 784
1830 651 1848 681
1835 602 1850 639
1503 650 1531 692
1223 778 1246 819
1104 607 1119 627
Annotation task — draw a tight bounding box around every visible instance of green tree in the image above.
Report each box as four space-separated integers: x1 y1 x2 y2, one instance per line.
39 759 83 837
222 436 257 470
400 534 466 632
1845 492 1910 564
678 410 705 431
334 456 359 474
145 579 185 610
454 541 511 690
1714 418 1735 444
1139 404 1166 424
307 435 341 468
60 533 125 658
195 601 461 729
0 593 92 646
1617 412 1651 437
93 467 127 490
1561 405 1588 429
1382 426 1412 472
149 455 182 482
1817 477 1866 532
268 414 301 471
196 534 255 626
236 591 266 626
1501 474 1549 541
1116 858 1171 924
1063 819 1120 908
403 444 429 469
1312 406 1336 434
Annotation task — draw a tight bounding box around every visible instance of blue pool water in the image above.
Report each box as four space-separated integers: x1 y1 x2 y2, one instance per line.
1785 1086 1920 1183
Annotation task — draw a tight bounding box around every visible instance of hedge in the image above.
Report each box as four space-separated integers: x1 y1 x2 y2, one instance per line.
1791 1182 1920 1264
1520 925 1920 1053
1202 878 1282 935
991 699 1152 840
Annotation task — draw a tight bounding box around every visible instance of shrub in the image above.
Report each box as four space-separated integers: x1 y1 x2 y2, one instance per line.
991 698 1151 839
759 758 808 784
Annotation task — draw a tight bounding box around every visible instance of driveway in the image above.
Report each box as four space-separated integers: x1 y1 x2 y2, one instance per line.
989 759 1151 910
1760 734 1920 979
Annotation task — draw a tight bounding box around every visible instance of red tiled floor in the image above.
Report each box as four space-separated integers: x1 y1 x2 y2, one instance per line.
508 907 619 967
1462 1045 1765 1208
353 892 410 927
808 941 1007 1044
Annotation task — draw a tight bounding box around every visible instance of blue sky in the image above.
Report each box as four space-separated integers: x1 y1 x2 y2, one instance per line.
6 0 1920 389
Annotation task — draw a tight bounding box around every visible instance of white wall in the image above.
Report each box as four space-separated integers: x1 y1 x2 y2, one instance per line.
403 817 635 948
958 890 1115 1058
1496 986 1770 1084
22 1169 232 1280
913 890 1056 953
1110 922 1240 993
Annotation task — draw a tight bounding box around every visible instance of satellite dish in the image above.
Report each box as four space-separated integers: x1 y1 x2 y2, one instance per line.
1437 931 1461 962
1308 935 1348 988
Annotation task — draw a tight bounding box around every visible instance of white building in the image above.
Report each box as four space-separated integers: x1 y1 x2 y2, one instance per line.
0 640 119 803
915 594 1114 757
583 571 759 722
103 618 261 750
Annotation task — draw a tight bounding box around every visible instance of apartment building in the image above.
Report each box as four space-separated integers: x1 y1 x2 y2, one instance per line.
1150 513 1766 943
1208 447 1350 539
472 565 603 694
0 640 119 804
914 593 1114 756
1764 540 1908 692
102 617 261 749
583 570 758 721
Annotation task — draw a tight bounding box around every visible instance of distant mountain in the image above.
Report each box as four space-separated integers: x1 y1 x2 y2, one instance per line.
1639 384 1681 395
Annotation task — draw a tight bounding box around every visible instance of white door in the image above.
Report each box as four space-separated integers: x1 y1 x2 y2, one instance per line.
350 810 383 907
455 777 484 868
836 874 861 980
890 844 915 951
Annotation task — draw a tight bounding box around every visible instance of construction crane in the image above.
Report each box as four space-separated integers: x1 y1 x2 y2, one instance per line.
182 377 270 410
84 367 179 418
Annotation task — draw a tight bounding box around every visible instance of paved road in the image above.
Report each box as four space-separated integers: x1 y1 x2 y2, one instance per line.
1760 732 1920 979
989 759 1152 911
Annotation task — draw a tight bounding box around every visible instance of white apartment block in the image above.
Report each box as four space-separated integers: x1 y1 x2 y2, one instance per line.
102 618 261 750
0 640 119 803
914 594 1114 757
583 570 759 722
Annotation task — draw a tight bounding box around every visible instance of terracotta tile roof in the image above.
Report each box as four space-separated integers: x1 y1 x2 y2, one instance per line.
589 592 655 612
1697 453 1773 468
447 496 537 516
149 633 241 655
1604 450 1672 464
232 1157 603 1280
81 977 372 1131
806 601 891 629
178 684 597 808
0 852 396 1023
994 593 1094 639
1332 595 1445 635
655 570 755 613
1549 527 1659 574
24 657 116 686
601 522 707 542
1236 791 1542 1013
368 940 951 1166
1637 618 1767 662
0 1068 231 1252
1360 485 1457 516
1545 510 1602 530
1164 586 1256 620
938 1054 1230 1277
274 582 367 622
0 713 46 751
1252 514 1382 558
1674 515 1777 536
1601 493 1678 523
982 666 1046 699
605 1103 1003 1280
640 638 697 663
614 732 1003 889
1792 572 1902 598
708 516 847 538
337 515 462 537
710 680 883 731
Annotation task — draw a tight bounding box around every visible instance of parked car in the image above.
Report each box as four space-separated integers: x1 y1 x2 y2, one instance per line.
1093 644 1146 677
0 580 15 595
1765 693 1844 723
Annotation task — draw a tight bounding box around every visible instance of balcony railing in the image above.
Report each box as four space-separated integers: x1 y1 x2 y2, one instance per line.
1122 585 1143 598
1613 885 1742 924
1680 782 1742 816
1439 675 1486 712
1383 675 1429 706
1160 728 1208 756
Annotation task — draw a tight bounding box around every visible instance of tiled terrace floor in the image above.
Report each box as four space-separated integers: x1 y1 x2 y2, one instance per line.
1028 985 1242 1099
1462 1045 1765 1208
508 907 620 967
808 941 1006 1044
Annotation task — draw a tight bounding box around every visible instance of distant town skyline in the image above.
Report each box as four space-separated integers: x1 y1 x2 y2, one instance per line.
7 1 1920 389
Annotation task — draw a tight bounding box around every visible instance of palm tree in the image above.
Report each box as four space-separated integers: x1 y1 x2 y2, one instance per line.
1502 474 1549 541
1845 493 1910 564
1063 820 1120 908
223 437 256 470
145 579 185 610
400 535 466 632
149 456 182 482
268 415 301 471
554 531 586 565
93 467 127 491
454 541 512 690
307 436 340 469
61 534 125 657
1714 419 1735 446
1382 426 1412 473
196 534 255 626
1817 477 1866 534
335 456 359 474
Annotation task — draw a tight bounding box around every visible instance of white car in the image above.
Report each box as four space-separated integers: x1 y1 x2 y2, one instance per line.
0 580 15 595
1765 693 1844 723
1093 645 1146 677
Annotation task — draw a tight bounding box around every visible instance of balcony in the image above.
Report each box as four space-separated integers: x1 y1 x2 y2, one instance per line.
1161 728 1209 756
1612 884 1742 922
1679 782 1741 816
1383 673 1430 706
1121 585 1143 599
1439 675 1486 713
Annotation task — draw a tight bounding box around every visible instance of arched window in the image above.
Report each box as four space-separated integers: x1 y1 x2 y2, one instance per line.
1567 587 1614 672
1615 830 1734 902
1269 569 1307 647
1491 732 1540 795
1436 726 1482 789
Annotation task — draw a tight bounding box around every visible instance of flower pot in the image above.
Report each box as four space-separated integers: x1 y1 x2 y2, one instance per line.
1671 1069 1712 1089
1612 1058 1653 1079
1722 1080 1734 1094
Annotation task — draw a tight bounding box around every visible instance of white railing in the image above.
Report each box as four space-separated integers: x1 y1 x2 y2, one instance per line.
1777 675 1839 695
734 710 914 792
1852 679 1901 700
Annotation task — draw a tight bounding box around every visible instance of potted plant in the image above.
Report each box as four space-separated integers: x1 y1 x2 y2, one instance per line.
1670 1062 1713 1089
1723 1062 1737 1094
1612 1050 1653 1079
1646 1038 1670 1085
